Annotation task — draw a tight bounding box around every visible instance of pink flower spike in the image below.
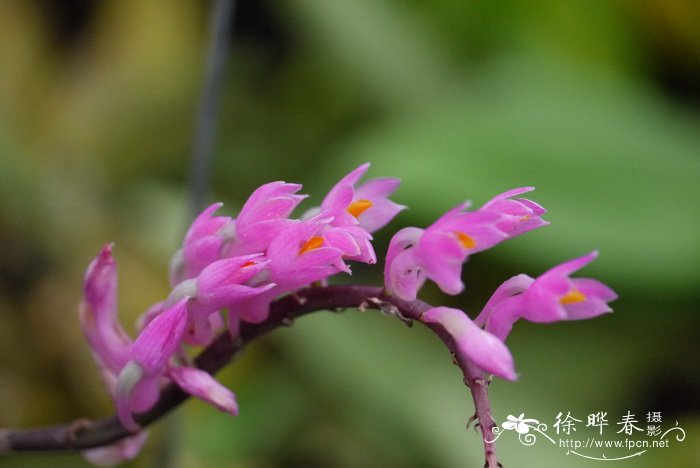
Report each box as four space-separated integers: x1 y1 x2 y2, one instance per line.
422 307 517 381
79 244 132 377
169 367 239 416
479 187 549 238
320 163 405 233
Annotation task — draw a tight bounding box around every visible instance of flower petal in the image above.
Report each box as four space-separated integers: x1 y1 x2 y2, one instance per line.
132 298 188 374
422 307 517 380
353 177 406 232
80 244 132 376
386 247 425 301
384 227 423 299
82 431 149 466
474 274 534 328
115 363 159 431
321 163 371 210
169 367 239 416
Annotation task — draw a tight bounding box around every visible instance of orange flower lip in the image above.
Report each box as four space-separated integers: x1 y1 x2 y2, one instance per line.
299 235 324 255
347 199 373 218
559 289 586 305
455 231 477 249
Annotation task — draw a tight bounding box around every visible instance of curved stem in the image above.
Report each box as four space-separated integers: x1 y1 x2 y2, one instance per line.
0 285 500 467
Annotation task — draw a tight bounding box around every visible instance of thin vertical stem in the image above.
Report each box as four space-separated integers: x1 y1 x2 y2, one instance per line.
189 0 236 215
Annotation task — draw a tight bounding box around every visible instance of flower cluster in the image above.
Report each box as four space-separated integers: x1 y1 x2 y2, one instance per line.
79 163 403 464
384 189 617 381
79 163 617 464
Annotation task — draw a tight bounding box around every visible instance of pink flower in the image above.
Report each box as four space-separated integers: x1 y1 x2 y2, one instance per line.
421 307 516 381
169 254 276 345
522 251 617 321
479 187 548 237
321 221 376 269
168 367 238 416
300 163 405 268
383 227 426 300
315 162 405 233
191 254 275 311
384 206 506 301
171 203 234 285
233 218 346 323
116 297 189 431
79 244 132 385
226 181 307 256
171 181 305 285
80 246 152 463
267 218 346 284
384 189 547 301
115 299 242 431
476 252 618 341
472 274 535 340
131 298 189 375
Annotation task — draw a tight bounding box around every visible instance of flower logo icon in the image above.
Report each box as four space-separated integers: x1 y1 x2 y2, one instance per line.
502 414 540 434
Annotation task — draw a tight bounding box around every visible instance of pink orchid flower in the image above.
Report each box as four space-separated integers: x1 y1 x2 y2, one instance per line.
115 296 240 431
475 251 618 341
233 217 346 323
321 220 376 268
311 162 405 234
79 244 133 388
383 209 502 301
116 297 189 431
384 189 547 301
479 187 549 237
171 254 276 345
226 181 307 256
79 246 152 463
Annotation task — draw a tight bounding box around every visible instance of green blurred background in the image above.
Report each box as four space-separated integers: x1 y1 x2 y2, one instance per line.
1 1 698 466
